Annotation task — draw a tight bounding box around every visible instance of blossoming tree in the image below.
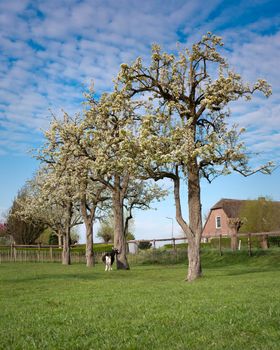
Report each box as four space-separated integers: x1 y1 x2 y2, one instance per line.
116 33 273 281
39 115 111 267
81 91 166 269
17 168 82 264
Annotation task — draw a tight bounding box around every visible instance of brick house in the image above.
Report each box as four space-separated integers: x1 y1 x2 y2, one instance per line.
202 198 280 250
202 198 244 238
203 198 244 249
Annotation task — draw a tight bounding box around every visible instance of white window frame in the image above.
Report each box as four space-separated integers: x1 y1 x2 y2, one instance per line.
216 216 221 229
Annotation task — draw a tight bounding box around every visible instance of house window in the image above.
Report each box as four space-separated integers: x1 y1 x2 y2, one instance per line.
216 216 221 229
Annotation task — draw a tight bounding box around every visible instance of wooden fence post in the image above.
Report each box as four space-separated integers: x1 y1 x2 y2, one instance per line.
172 238 177 262
13 244 17 262
248 234 252 256
50 247 53 262
266 234 269 249
219 235 223 256
172 238 176 252
37 243 41 262
10 243 13 262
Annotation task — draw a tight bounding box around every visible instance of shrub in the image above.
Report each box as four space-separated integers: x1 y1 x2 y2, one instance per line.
163 243 188 250
49 233 58 245
138 241 152 250
269 236 280 247
71 243 114 253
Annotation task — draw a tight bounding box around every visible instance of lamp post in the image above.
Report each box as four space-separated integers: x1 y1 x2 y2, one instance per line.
166 217 174 238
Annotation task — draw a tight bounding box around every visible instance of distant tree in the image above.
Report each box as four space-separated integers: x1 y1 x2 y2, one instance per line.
0 223 5 232
70 228 80 245
97 216 136 243
97 221 114 243
0 222 11 244
17 169 82 263
36 227 53 244
49 232 58 245
6 188 45 244
138 241 152 250
239 197 280 249
126 231 135 241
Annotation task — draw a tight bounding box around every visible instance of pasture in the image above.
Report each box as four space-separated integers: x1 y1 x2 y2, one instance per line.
0 251 280 350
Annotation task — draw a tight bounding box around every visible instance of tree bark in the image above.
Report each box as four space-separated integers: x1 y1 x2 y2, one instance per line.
58 232 63 248
228 219 242 251
80 195 95 268
231 233 238 251
62 202 72 265
85 221 94 267
62 229 71 265
187 236 201 281
173 164 202 282
260 234 269 249
113 176 130 270
187 162 202 281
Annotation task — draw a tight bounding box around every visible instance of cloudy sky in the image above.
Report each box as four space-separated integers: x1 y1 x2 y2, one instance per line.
0 0 279 241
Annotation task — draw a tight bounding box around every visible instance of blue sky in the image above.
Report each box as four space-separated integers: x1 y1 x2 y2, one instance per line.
0 0 280 242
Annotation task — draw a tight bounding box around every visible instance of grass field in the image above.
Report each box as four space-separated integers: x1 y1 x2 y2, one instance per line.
0 250 279 349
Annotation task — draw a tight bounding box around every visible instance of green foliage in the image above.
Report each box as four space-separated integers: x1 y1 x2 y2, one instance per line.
138 241 152 250
97 221 113 243
207 236 261 249
36 227 53 244
126 231 135 241
0 253 280 349
239 197 280 233
72 243 114 253
97 217 135 243
269 236 280 246
70 229 80 244
48 233 58 245
33 227 79 245
163 242 188 250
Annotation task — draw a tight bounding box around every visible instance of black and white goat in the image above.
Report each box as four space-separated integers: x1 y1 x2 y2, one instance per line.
102 248 119 271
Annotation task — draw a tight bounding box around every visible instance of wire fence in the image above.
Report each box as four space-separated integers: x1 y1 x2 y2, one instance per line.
0 231 279 264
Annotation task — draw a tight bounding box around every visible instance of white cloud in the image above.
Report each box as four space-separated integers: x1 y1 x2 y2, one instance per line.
0 0 279 168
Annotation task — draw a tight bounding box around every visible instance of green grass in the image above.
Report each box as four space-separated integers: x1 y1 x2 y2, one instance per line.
0 251 280 350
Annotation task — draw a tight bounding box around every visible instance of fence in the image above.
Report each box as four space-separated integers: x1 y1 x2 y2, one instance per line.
0 244 104 264
0 231 279 264
206 231 280 256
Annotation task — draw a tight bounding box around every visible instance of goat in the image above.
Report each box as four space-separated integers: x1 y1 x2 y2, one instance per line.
102 248 119 271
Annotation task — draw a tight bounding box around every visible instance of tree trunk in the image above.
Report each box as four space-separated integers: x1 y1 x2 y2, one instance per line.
187 162 202 281
173 164 202 282
228 219 241 251
85 221 94 267
80 196 96 268
260 234 269 249
187 236 201 282
62 230 71 265
231 233 238 251
113 176 130 270
62 202 72 265
58 231 63 248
